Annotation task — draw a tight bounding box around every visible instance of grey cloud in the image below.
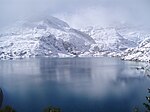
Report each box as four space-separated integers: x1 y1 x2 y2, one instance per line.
0 0 150 28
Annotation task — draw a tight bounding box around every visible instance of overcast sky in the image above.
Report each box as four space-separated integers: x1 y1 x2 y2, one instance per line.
0 0 150 28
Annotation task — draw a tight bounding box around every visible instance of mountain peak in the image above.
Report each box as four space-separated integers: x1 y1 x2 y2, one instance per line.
0 16 94 60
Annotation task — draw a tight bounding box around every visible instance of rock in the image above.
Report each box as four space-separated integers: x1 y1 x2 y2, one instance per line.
0 88 3 108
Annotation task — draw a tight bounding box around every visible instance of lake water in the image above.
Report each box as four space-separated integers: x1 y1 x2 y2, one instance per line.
0 57 149 112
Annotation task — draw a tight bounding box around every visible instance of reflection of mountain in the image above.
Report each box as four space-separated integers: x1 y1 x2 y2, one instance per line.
0 57 148 112
39 58 92 82
0 59 41 76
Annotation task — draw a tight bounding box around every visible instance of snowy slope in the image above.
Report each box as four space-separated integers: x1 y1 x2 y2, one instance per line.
0 16 95 59
116 25 150 43
81 26 137 52
80 25 150 58
1 16 150 60
122 38 150 62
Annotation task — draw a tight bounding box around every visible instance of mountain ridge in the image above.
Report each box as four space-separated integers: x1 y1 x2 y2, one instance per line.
0 16 150 61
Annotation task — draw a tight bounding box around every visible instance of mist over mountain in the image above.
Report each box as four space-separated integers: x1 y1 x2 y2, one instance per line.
1 0 150 28
0 0 150 61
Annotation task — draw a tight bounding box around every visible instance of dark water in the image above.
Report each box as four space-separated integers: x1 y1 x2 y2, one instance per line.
0 57 149 112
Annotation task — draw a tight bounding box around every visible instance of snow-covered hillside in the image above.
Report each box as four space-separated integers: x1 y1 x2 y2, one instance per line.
81 25 150 59
122 38 150 62
81 26 136 52
114 25 150 43
0 16 150 60
0 16 95 59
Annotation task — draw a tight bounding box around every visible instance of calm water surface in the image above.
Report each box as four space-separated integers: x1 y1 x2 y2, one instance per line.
0 57 149 112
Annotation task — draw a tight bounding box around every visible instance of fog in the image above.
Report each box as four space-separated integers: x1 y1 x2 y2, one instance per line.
0 0 150 28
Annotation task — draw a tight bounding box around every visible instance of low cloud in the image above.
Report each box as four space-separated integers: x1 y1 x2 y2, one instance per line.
0 0 150 28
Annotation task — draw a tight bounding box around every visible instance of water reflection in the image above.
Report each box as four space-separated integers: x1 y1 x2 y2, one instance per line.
0 57 149 112
0 59 41 76
39 58 92 82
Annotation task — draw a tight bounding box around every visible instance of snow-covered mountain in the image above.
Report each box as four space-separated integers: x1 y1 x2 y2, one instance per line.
81 25 150 58
0 16 95 59
0 16 150 60
81 26 137 52
121 38 150 62
113 25 150 43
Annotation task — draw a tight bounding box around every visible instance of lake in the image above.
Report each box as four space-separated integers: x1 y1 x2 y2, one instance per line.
0 57 149 112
